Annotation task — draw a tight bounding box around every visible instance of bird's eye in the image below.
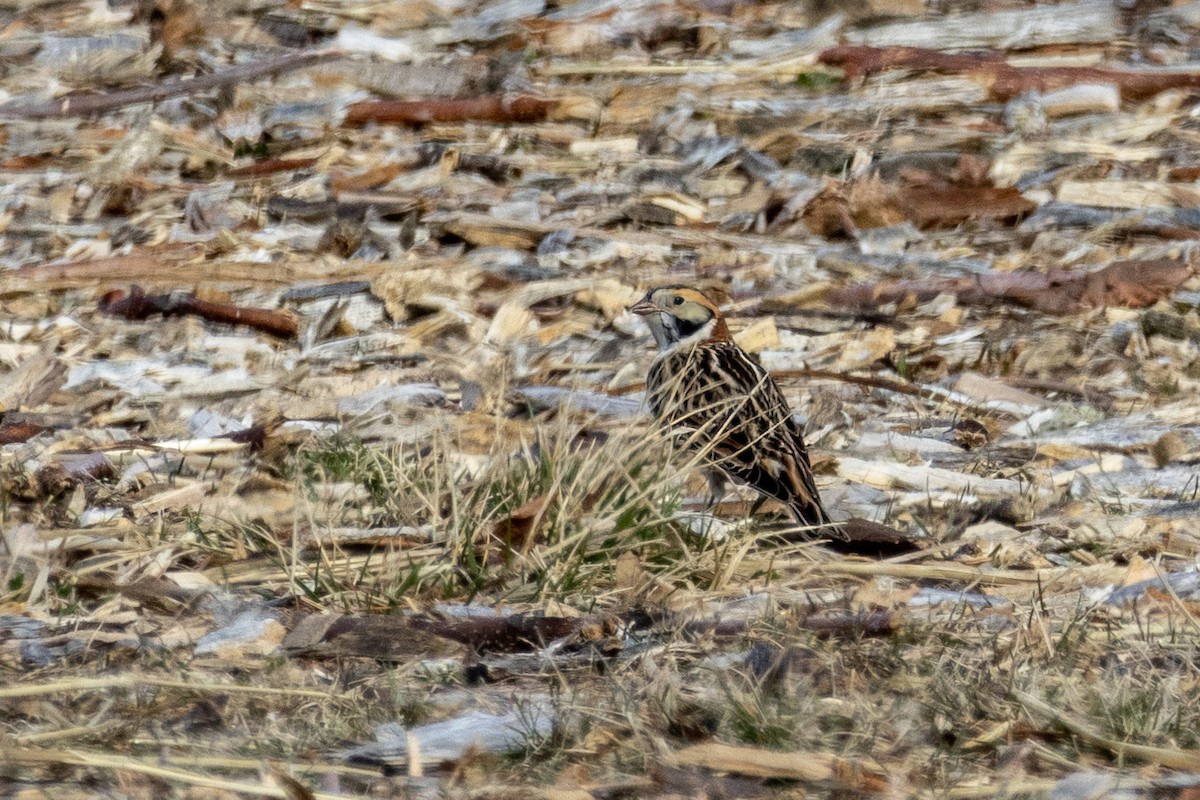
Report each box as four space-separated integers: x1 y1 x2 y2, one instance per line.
673 296 684 306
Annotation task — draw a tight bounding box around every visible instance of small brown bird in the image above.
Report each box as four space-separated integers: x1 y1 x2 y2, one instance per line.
631 285 832 531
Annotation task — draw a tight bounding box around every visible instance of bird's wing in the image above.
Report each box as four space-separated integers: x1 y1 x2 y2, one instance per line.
698 343 830 526
647 342 829 527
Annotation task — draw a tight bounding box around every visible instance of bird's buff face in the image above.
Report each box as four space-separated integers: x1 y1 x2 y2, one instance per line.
630 287 718 351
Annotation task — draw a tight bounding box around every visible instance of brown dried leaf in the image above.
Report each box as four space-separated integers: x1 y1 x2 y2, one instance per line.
491 492 551 553
0 420 50 444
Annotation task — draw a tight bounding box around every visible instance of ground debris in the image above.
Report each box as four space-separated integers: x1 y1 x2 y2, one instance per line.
820 44 1200 101
100 284 300 339
4 0 1200 795
829 258 1195 315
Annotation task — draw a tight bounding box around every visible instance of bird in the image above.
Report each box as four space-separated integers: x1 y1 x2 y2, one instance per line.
630 285 833 532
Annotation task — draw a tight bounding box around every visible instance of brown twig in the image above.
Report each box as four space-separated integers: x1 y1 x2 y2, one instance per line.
343 93 557 127
0 49 342 120
801 609 895 639
9 244 204 288
1004 378 1115 410
769 368 927 398
100 285 298 339
683 610 894 639
819 44 1200 102
226 157 319 178
826 259 1192 315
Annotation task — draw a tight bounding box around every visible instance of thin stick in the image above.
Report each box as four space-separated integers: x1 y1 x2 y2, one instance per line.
942 779 1060 799
809 560 1075 585
771 367 926 398
1013 689 1200 769
9 724 118 744
1 748 353 800
135 753 382 779
541 62 839 78
0 49 342 119
1151 561 1200 636
0 674 331 700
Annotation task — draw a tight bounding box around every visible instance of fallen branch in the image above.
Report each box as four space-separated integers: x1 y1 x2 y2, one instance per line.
413 613 582 653
0 674 330 700
344 93 557 127
819 45 1200 102
846 0 1115 51
799 609 895 638
671 741 887 788
100 285 299 339
684 609 895 640
827 258 1193 315
900 184 1035 228
820 45 1006 79
797 176 1034 234
9 244 204 289
226 157 319 178
1014 690 1200 770
0 49 341 119
1004 377 1115 409
2 748 347 800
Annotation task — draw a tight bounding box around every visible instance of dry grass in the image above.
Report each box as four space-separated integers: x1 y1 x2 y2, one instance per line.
6 0 1200 795
6 414 1200 797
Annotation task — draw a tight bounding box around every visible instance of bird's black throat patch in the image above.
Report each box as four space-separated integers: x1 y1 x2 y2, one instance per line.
673 317 707 340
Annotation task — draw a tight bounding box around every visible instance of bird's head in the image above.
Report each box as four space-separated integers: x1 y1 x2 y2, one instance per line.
630 285 730 351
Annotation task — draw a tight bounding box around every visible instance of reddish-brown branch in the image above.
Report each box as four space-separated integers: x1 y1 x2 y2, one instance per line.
899 185 1035 228
986 65 1200 102
227 157 319 178
819 45 1006 79
343 93 557 127
819 45 1200 101
827 259 1193 315
100 285 298 339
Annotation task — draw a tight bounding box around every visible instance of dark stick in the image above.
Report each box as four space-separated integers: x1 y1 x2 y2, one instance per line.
0 49 342 120
100 285 299 339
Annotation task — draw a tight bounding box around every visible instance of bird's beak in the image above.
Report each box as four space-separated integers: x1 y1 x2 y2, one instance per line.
629 298 658 316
